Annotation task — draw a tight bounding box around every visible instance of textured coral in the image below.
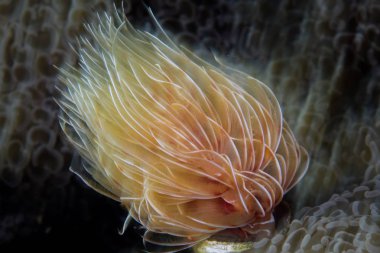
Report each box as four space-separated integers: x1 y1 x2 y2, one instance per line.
0 0 119 248
0 0 114 187
235 174 380 253
1 0 380 252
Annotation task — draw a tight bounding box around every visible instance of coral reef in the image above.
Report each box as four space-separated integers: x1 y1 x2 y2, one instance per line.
236 174 380 253
0 0 126 249
0 0 113 188
0 0 380 252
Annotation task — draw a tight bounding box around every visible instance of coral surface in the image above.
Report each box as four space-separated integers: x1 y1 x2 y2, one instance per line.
1 0 380 252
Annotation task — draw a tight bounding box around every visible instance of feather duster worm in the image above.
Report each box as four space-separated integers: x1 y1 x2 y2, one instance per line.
58 9 309 252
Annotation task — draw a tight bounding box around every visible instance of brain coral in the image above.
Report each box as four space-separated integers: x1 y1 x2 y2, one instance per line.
0 0 116 246
0 0 115 186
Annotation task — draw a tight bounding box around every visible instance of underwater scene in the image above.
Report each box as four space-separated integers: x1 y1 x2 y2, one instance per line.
1 0 380 252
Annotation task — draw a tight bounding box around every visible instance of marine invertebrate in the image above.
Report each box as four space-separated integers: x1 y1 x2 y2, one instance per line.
58 8 309 251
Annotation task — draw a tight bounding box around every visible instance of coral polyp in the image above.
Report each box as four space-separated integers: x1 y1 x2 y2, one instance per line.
58 9 309 251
